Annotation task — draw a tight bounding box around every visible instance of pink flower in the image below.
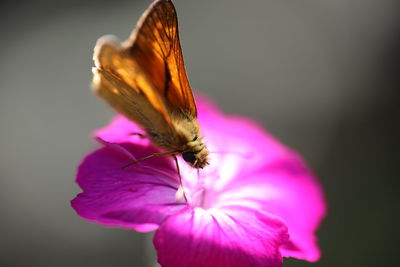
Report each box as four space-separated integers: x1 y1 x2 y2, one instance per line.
71 98 326 267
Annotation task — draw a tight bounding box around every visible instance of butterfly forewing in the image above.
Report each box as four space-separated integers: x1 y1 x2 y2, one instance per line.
126 0 197 116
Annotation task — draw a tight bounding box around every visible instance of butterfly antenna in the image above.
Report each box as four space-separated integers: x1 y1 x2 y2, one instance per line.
122 151 175 169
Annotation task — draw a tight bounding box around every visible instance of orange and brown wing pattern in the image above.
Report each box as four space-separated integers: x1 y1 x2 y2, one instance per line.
92 0 197 141
92 65 172 137
93 35 173 129
125 0 197 117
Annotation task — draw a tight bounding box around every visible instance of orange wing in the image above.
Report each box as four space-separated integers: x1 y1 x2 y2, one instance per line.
125 0 197 116
93 0 197 140
95 0 196 120
94 35 171 124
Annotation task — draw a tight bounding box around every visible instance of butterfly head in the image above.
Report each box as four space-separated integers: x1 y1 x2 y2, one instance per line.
182 148 209 168
180 134 209 168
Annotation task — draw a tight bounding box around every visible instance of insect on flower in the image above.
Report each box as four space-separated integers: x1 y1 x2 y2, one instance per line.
92 0 209 169
74 1 327 266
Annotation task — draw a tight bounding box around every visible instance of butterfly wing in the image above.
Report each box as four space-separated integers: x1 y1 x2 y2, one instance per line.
93 36 173 138
93 0 198 140
93 0 208 165
126 0 197 117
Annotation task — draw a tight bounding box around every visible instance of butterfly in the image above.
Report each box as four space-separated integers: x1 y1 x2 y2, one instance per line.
92 0 209 169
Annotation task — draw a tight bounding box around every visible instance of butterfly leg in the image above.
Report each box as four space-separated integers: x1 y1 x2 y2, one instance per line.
173 155 188 202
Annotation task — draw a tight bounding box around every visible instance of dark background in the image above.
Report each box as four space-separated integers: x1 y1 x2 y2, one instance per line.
1 0 399 266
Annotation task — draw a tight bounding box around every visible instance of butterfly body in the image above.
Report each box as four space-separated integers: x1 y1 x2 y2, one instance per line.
92 0 209 168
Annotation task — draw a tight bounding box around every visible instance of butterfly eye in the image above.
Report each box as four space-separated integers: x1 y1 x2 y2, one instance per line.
192 135 198 141
182 151 196 163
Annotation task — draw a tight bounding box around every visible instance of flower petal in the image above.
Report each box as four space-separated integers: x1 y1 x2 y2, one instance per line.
79 96 326 262
217 155 326 262
94 115 151 145
154 206 289 267
192 98 326 261
71 141 187 232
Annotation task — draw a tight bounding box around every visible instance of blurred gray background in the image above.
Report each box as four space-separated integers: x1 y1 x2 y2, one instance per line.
1 0 399 266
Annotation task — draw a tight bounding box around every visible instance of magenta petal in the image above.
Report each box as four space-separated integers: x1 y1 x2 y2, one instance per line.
71 142 187 232
193 98 326 262
218 155 326 262
154 207 289 267
198 99 288 161
95 115 151 145
73 96 326 264
261 157 326 262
